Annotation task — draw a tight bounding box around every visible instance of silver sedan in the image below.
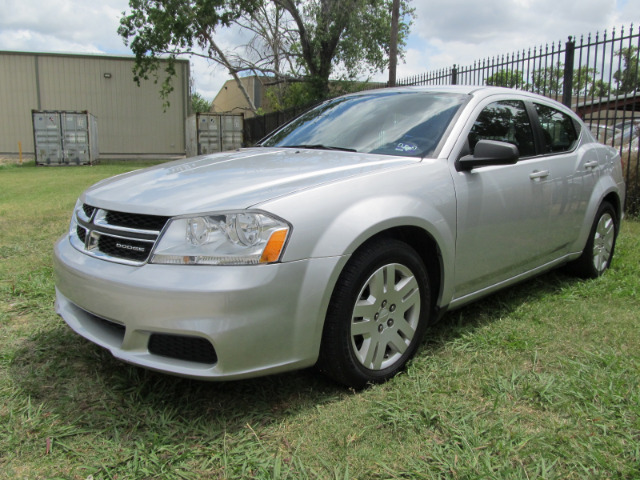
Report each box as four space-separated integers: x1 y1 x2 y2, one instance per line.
54 86 626 388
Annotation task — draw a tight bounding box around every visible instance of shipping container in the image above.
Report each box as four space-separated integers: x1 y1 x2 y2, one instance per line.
32 110 99 165
220 114 244 152
32 112 63 165
186 113 243 157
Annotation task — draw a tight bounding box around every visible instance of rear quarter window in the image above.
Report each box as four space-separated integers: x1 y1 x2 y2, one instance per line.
535 104 579 153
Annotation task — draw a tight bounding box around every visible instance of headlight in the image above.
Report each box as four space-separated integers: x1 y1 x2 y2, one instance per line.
150 212 290 265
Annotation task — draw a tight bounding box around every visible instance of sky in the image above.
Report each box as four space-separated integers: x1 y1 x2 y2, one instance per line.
1 0 639 102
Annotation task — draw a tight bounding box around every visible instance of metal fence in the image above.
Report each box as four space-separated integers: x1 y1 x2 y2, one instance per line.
243 104 312 146
397 25 640 214
245 24 640 214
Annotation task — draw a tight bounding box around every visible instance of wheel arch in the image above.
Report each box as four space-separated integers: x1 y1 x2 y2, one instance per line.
353 226 445 321
306 215 454 370
317 223 447 337
602 191 622 223
570 179 623 257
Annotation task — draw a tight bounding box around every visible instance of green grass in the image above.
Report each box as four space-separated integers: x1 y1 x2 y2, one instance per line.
1 161 639 479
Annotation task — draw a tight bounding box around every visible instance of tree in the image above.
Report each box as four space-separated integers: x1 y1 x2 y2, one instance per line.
531 64 611 98
119 0 262 111
485 70 525 88
231 3 304 110
263 82 316 112
118 0 414 109
531 65 564 96
191 92 211 113
614 46 640 94
590 79 611 97
572 66 610 97
231 3 301 79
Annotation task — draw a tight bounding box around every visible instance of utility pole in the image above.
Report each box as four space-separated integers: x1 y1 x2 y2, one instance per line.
388 0 400 87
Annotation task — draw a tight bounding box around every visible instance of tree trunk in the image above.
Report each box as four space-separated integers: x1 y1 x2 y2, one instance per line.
388 0 400 87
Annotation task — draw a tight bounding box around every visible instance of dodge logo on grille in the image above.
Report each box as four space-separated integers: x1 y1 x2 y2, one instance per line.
115 242 146 253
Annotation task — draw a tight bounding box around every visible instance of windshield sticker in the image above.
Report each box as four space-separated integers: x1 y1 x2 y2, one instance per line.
395 142 418 153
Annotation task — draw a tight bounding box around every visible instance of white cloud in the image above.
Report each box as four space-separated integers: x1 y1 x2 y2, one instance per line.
613 0 640 25
0 0 129 53
412 0 619 45
400 0 640 79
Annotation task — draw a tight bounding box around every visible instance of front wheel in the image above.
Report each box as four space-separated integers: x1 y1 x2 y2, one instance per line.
317 239 430 388
570 201 618 278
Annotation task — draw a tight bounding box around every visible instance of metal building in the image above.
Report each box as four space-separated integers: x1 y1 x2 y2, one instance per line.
0 51 190 158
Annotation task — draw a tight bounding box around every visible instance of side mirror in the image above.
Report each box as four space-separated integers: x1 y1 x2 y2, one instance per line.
457 140 520 171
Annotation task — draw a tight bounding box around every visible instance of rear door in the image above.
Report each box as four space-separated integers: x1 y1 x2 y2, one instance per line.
531 102 599 261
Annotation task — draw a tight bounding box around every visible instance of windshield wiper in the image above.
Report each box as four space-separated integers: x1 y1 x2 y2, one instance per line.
283 144 357 153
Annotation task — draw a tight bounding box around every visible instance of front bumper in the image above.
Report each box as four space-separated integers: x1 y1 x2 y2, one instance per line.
54 235 343 380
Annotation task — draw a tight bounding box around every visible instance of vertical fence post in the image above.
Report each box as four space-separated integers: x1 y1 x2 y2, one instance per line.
451 65 458 85
562 36 575 107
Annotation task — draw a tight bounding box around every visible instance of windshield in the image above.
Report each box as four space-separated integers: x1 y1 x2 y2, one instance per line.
260 91 468 157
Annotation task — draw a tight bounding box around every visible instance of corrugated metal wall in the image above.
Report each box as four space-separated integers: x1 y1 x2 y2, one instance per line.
0 54 40 155
0 51 189 157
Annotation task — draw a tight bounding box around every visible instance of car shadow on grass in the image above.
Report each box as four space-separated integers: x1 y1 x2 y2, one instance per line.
8 320 342 436
8 269 579 435
420 268 580 353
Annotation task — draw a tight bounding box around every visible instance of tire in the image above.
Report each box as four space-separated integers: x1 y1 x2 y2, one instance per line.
570 201 618 279
317 239 430 389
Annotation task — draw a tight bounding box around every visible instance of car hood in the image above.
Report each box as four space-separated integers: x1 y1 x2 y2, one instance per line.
82 148 418 215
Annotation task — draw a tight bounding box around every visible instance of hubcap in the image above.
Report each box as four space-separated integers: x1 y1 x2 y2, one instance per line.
592 212 615 274
350 263 421 371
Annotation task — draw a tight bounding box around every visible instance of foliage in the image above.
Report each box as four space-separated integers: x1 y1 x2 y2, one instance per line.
572 66 610 96
588 78 612 97
191 92 211 113
118 0 414 108
264 78 382 112
484 64 612 98
264 81 316 111
485 70 525 88
1 162 639 479
530 64 564 96
290 0 413 98
614 46 640 94
118 0 261 107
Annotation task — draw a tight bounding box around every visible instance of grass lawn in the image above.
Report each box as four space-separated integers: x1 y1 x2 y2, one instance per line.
1 161 639 479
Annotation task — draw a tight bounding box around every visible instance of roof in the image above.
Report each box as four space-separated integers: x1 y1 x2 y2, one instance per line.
0 50 189 64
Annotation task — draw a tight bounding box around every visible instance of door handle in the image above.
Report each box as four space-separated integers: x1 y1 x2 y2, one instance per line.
529 170 550 180
585 160 599 169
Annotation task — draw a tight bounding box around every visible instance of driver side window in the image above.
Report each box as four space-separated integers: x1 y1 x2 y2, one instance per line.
469 101 536 157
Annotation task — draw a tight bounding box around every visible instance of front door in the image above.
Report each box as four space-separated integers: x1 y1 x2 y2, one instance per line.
452 99 553 299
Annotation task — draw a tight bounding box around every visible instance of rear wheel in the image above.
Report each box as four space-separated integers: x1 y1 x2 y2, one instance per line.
570 201 618 278
318 239 430 388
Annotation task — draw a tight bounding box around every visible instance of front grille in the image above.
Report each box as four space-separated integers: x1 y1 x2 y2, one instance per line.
71 204 169 265
106 211 169 231
97 235 153 262
76 225 87 243
83 204 96 218
148 334 218 364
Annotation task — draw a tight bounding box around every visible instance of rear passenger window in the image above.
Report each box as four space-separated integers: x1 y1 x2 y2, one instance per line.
468 101 536 157
535 104 578 153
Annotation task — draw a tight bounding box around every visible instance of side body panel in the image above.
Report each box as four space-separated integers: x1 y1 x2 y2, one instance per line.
261 160 458 315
